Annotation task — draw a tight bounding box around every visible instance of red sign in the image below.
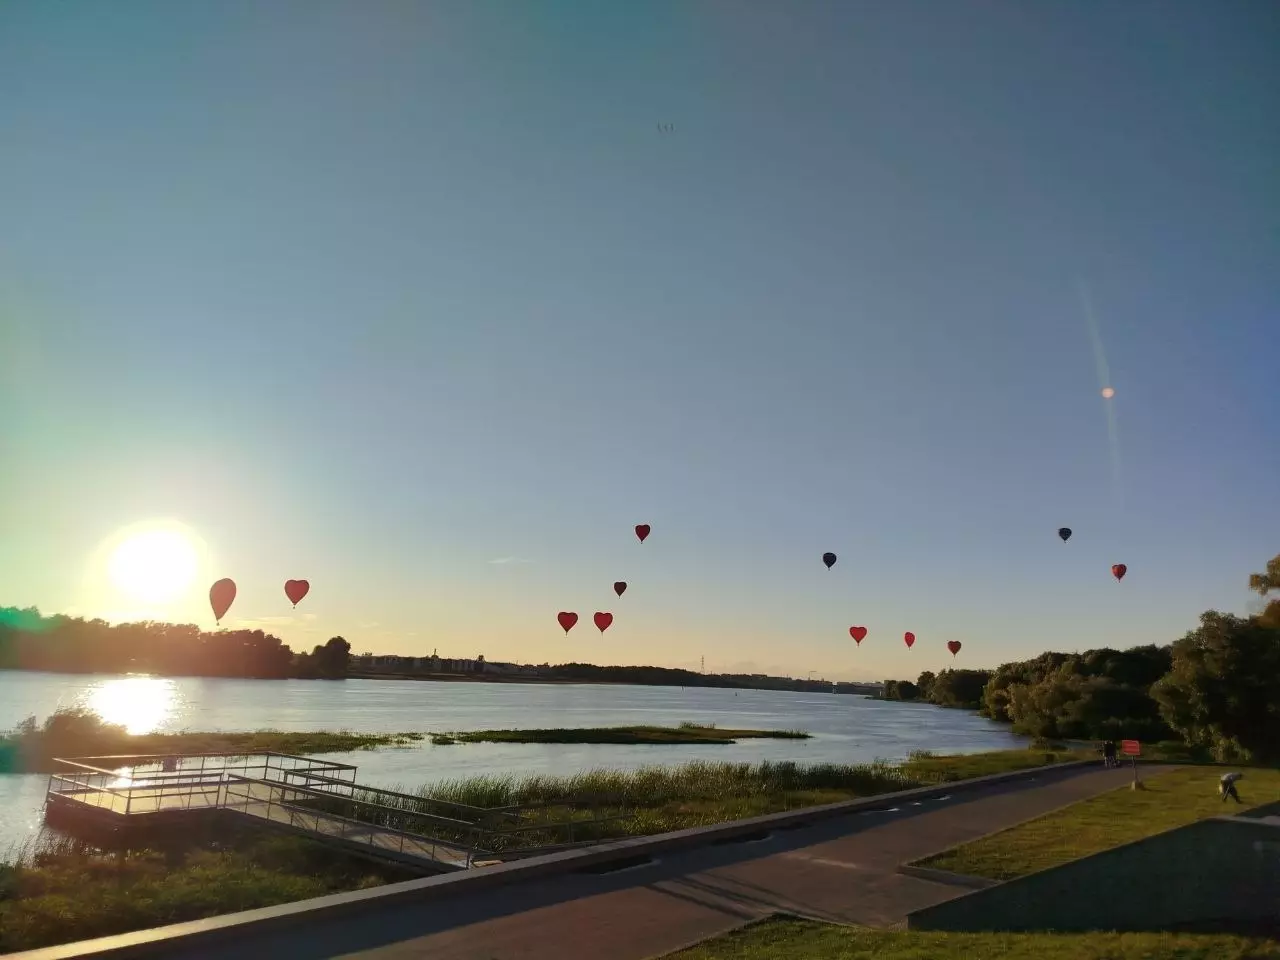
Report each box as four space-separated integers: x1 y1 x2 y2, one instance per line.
1120 739 1141 756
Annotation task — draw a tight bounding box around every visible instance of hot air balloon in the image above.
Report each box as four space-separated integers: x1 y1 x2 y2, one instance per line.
1058 528 1072 542
284 579 310 608
1112 564 1127 581
210 578 236 624
594 612 614 633
613 581 627 597
903 631 916 649
557 611 579 633
822 552 837 569
947 640 962 657
635 524 651 543
849 626 867 645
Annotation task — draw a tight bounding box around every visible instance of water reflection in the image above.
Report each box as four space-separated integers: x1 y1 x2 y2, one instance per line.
78 677 177 735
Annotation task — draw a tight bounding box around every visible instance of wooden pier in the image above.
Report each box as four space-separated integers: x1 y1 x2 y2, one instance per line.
44 752 623 873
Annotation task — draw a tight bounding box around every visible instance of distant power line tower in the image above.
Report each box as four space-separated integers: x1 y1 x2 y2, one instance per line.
701 655 705 674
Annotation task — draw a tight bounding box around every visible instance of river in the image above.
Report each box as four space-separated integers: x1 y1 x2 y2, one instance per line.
0 670 1027 856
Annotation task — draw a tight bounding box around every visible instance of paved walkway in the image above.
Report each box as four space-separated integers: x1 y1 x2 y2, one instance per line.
168 763 1160 960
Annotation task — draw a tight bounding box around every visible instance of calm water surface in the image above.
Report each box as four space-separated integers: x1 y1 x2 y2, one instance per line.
0 671 1027 855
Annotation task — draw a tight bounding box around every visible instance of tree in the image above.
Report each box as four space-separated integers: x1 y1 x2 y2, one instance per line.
928 669 992 709
916 671 936 700
313 636 351 678
1003 665 1171 741
0 607 296 679
981 651 1071 721
1249 552 1280 626
893 679 919 701
1248 552 1280 596
1150 611 1280 762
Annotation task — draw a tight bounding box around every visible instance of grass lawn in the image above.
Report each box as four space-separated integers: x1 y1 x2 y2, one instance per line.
442 724 810 745
915 765 1280 881
664 916 1280 960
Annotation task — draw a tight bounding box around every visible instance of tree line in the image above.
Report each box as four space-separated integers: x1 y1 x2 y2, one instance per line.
552 662 839 693
0 608 838 692
0 607 351 679
882 552 1280 762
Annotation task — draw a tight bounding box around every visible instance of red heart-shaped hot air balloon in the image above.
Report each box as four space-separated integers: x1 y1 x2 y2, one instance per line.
614 581 627 597
594 612 614 633
904 631 916 649
557 611 578 633
635 524 651 543
210 578 237 624
849 626 868 644
947 640 962 656
284 579 310 608
1112 564 1127 581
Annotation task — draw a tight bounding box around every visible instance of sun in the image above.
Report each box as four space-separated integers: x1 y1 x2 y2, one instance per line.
108 527 200 605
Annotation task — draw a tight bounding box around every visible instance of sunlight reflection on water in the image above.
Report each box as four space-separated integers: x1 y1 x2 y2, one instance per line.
77 676 179 736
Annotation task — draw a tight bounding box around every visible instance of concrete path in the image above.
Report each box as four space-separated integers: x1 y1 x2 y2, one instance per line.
165 763 1161 960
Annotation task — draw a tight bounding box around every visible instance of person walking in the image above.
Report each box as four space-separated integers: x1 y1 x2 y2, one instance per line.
1103 740 1117 768
1220 772 1244 803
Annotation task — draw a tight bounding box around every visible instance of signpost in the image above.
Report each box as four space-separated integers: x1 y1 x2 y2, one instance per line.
1121 739 1142 788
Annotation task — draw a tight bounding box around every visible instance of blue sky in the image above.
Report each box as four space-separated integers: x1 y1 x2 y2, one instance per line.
1 0 1277 681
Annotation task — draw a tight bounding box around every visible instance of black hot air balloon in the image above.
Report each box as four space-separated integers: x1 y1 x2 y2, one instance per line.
822 552 837 569
1058 528 1072 542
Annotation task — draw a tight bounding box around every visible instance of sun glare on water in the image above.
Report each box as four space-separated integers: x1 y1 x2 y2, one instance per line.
107 526 200 605
82 676 179 736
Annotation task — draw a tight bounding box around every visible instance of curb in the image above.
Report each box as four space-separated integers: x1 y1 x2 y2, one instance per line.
7 760 1096 960
897 863 1000 889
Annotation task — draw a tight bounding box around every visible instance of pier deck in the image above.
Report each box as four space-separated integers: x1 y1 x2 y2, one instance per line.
45 753 482 871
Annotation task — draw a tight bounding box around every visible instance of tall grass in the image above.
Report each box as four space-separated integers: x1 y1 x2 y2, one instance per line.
335 749 1093 856
0 830 412 953
414 758 915 809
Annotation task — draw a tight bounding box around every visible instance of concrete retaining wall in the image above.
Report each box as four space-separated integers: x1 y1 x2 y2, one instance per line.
907 815 1280 933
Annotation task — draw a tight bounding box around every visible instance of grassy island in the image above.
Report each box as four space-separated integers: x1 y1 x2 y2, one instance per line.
0 713 814 773
0 708 424 774
439 723 811 746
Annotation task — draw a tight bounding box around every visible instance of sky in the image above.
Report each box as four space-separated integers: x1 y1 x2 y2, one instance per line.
1 0 1277 682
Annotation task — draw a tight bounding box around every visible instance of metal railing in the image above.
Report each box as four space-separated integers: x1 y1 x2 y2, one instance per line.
45 752 634 866
221 775 485 868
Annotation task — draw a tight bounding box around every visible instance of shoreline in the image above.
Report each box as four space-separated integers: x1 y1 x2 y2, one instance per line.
2 667 878 696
